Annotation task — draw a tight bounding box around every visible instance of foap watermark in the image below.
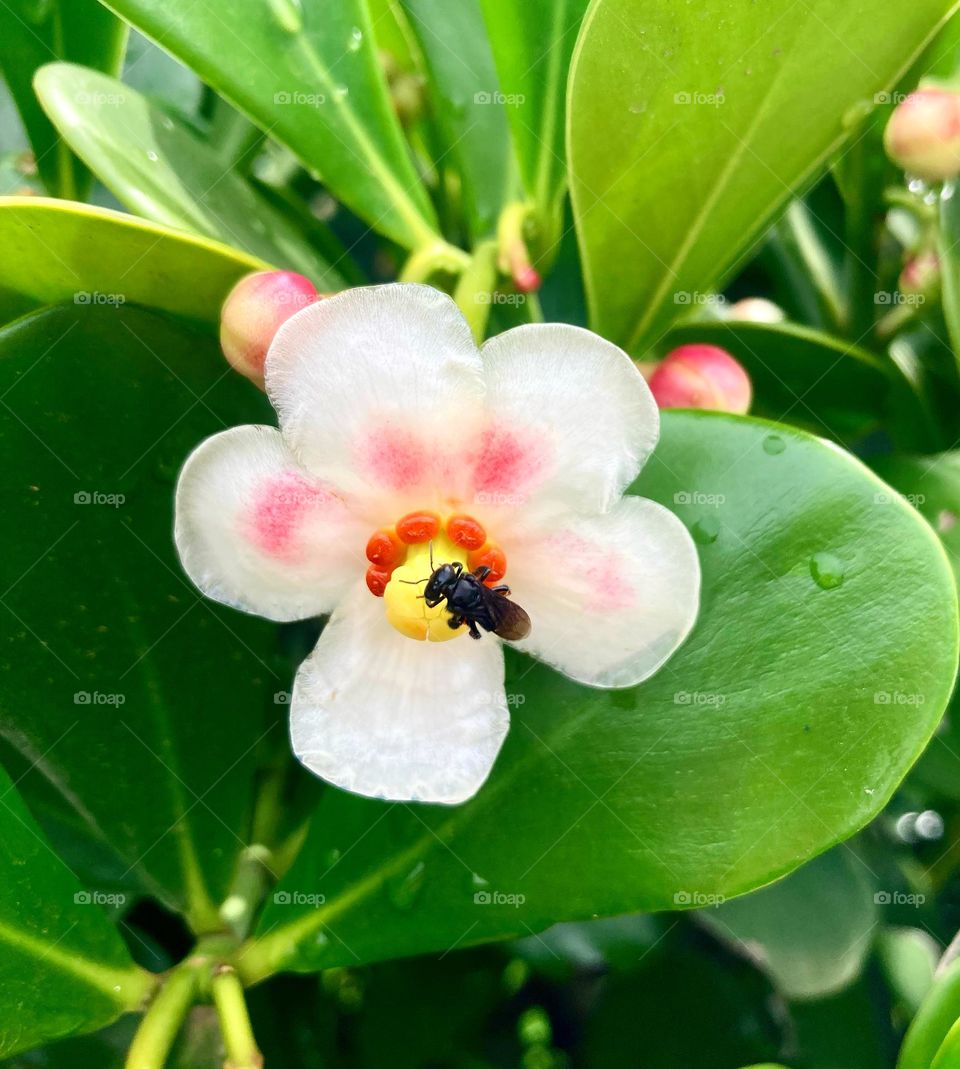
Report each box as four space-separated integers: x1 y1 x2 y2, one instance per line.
673 291 726 307
74 691 125 706
74 890 127 906
674 490 725 508
274 90 327 107
874 890 925 907
74 490 125 508
874 490 925 507
673 890 725 907
274 691 292 705
674 690 726 707
476 291 527 306
874 91 910 105
474 490 526 508
673 90 725 108
875 291 925 306
473 889 526 907
75 90 126 107
273 890 326 907
874 690 925 706
474 90 525 108
74 290 125 306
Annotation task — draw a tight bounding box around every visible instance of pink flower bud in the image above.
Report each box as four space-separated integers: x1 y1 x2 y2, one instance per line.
220 271 319 385
649 344 752 414
899 251 940 296
727 297 785 324
884 89 960 181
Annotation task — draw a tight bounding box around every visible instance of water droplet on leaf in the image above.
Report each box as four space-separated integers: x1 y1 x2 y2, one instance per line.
267 0 303 34
347 26 363 52
388 861 425 909
762 434 786 455
691 516 719 545
810 552 845 590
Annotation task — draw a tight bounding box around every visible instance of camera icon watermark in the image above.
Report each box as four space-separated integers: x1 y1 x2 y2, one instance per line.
74 691 126 706
473 889 526 907
272 890 326 907
74 490 125 508
673 890 725 907
673 90 725 107
74 890 127 906
874 890 925 906
74 291 125 306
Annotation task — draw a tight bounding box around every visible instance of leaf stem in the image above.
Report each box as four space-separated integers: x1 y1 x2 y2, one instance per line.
399 240 471 285
211 965 263 1069
453 240 500 342
124 961 203 1069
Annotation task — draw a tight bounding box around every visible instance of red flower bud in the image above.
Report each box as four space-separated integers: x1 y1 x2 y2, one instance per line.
649 344 752 414
899 251 940 297
220 271 319 386
884 89 960 181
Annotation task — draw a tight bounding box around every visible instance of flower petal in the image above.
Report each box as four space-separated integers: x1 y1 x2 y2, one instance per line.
506 496 700 688
475 324 659 522
265 283 484 513
175 426 365 621
290 584 509 804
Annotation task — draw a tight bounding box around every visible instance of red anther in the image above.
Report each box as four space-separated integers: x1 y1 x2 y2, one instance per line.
365 564 392 597
446 514 487 551
396 511 441 544
513 264 542 294
366 527 403 566
469 543 507 584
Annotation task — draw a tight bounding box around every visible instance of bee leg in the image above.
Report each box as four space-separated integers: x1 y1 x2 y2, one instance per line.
467 621 482 640
447 613 464 630
473 565 491 582
491 584 511 595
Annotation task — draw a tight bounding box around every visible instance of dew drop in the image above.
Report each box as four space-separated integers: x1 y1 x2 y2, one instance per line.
146 150 159 162
907 175 928 195
322 846 342 869
691 516 720 545
470 872 490 892
347 26 363 52
762 434 786 455
809 551 845 590
388 861 426 909
313 929 330 948
628 101 646 115
333 85 349 102
267 0 303 34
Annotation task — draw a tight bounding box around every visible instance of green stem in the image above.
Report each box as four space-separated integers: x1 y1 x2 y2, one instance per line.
453 240 500 343
124 962 203 1069
399 240 471 285
211 966 263 1069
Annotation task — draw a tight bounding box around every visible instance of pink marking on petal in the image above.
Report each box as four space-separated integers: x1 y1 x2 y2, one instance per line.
549 530 635 613
471 427 546 499
358 427 428 492
246 470 331 560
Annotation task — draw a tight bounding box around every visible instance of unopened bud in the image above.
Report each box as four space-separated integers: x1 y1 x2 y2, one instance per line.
220 271 319 385
884 89 960 181
899 250 940 297
649 343 752 414
727 297 785 324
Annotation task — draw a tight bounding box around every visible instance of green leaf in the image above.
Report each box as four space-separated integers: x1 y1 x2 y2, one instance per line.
240 412 957 978
0 0 126 198
699 847 877 1000
939 190 960 373
873 451 960 584
567 0 959 351
898 958 960 1069
100 0 439 250
0 302 279 932
480 0 589 229
33 64 347 291
399 0 512 242
661 319 896 441
0 197 266 327
0 762 151 1057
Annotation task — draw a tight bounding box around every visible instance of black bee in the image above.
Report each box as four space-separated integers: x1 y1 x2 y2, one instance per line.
404 548 531 641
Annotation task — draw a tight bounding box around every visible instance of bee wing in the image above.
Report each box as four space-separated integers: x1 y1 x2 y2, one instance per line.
485 591 532 642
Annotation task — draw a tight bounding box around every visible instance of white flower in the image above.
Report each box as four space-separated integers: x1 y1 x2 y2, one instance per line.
175 284 700 805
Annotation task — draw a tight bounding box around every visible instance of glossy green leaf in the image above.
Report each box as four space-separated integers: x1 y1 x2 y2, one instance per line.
480 0 589 230
874 451 960 584
0 197 265 327
0 763 151 1057
939 189 960 372
699 848 877 1000
567 0 959 351
899 958 960 1069
0 0 125 198
34 64 347 290
661 319 893 441
399 0 512 241
878 928 939 1019
100 0 438 250
0 302 279 932
240 412 957 978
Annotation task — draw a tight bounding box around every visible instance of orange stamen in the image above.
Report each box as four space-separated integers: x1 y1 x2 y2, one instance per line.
396 510 441 544
366 527 403 566
469 542 507 584
446 513 487 550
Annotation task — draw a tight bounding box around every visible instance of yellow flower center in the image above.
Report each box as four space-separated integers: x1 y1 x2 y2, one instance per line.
383 536 468 642
364 510 508 642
